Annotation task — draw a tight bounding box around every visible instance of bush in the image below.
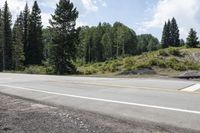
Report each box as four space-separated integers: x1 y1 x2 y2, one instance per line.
79 66 98 75
184 60 200 70
135 62 151 69
165 58 183 71
100 61 120 72
24 65 47 74
149 58 167 68
158 49 169 56
168 47 182 56
123 57 135 70
109 62 120 72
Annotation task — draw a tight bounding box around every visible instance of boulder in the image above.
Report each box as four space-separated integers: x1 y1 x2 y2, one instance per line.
178 71 200 79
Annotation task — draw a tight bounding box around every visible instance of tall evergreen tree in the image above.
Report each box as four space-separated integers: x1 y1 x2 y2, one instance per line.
161 18 180 48
2 1 12 70
167 20 172 46
27 1 43 65
23 3 30 65
49 0 79 74
12 13 25 70
186 28 199 48
170 17 180 47
161 22 170 48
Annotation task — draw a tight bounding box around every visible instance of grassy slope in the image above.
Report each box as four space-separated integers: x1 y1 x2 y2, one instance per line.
77 47 200 77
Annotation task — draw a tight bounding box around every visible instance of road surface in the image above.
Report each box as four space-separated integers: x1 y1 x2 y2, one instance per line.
0 73 200 131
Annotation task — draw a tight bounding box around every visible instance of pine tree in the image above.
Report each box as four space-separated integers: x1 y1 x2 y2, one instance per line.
167 20 173 46
170 17 180 47
12 13 25 70
161 18 180 48
2 1 12 70
27 1 43 65
23 3 30 65
186 28 199 48
161 22 169 48
49 0 79 74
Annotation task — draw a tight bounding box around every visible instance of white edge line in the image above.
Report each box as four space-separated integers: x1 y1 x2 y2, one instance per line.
0 84 200 115
181 84 200 92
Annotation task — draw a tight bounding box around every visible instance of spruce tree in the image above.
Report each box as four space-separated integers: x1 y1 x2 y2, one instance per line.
27 1 43 65
186 28 199 48
167 20 173 46
49 0 78 74
2 1 12 70
12 13 25 70
170 17 180 47
23 3 30 65
161 22 170 48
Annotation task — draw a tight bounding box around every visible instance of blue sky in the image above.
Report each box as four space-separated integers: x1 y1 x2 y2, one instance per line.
1 0 200 40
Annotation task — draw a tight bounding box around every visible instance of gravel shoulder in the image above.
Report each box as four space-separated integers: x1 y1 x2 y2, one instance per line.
0 93 199 133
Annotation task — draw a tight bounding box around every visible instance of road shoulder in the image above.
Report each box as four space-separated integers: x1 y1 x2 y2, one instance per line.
0 93 198 133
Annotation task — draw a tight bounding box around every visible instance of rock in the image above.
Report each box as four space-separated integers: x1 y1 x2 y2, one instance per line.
121 68 156 75
178 71 200 79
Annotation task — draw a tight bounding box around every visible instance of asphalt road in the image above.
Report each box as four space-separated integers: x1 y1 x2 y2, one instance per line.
0 73 200 131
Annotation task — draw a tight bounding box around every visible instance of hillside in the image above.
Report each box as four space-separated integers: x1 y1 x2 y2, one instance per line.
77 47 200 77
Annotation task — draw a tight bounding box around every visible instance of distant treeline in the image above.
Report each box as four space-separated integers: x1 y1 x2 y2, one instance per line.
0 0 199 74
76 23 159 63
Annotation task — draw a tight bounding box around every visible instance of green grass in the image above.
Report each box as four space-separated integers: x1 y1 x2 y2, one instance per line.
77 47 200 75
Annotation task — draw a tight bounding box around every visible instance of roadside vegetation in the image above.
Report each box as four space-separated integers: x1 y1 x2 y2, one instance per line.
0 0 200 76
77 47 200 76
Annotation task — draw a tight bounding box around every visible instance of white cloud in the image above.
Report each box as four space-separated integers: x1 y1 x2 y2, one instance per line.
81 0 98 12
139 0 200 39
0 0 55 26
0 0 105 27
0 0 28 21
81 0 107 12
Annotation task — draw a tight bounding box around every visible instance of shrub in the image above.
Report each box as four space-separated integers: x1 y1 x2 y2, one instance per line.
149 58 167 68
123 57 135 70
24 65 47 74
158 49 169 56
80 66 98 75
168 47 182 56
135 62 151 69
165 58 182 70
101 61 120 72
184 60 200 70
